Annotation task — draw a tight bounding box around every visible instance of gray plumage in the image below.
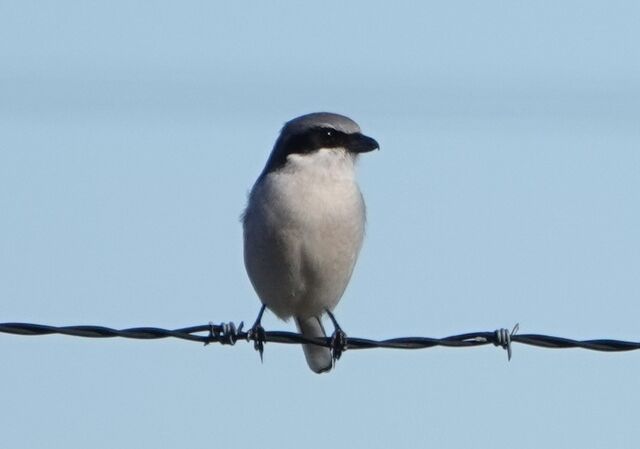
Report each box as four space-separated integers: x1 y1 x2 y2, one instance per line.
243 112 378 373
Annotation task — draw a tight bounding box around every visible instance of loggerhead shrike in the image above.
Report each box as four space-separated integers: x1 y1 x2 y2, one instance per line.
242 112 378 373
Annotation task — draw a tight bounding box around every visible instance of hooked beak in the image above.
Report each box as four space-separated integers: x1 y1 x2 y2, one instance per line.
348 133 379 154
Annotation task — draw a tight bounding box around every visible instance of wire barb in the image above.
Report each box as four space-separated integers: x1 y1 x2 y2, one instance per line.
204 321 244 346
492 323 519 361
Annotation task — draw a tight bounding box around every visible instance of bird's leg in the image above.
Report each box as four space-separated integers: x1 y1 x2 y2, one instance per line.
248 304 267 362
326 309 347 364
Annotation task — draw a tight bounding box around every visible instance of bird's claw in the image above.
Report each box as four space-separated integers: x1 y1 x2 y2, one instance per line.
326 309 347 363
330 327 348 363
248 304 267 363
248 323 266 362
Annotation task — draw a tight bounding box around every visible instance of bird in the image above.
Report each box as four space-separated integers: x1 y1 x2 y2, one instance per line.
242 112 378 373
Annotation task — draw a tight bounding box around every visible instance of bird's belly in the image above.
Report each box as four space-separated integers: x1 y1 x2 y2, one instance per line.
244 177 364 320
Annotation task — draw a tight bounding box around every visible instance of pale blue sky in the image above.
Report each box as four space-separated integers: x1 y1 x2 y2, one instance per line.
1 2 639 448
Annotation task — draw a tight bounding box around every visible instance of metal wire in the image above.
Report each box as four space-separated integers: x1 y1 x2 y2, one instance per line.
2 321 639 359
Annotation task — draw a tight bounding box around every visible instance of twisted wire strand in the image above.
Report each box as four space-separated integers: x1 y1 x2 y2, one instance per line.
2 321 639 354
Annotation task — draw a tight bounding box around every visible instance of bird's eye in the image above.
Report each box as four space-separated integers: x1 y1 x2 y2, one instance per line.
314 128 339 147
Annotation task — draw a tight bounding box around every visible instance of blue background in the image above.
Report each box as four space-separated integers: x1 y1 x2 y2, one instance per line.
1 1 639 447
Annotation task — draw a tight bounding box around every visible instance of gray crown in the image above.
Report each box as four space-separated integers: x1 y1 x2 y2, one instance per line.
281 112 361 137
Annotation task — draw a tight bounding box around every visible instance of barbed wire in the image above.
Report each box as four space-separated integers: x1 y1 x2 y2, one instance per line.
2 321 639 361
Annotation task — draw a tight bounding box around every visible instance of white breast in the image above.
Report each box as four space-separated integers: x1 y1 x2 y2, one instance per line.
243 148 366 320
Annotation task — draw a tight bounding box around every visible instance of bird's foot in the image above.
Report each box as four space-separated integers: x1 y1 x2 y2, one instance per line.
248 304 267 362
248 324 266 362
330 328 347 363
326 309 348 363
